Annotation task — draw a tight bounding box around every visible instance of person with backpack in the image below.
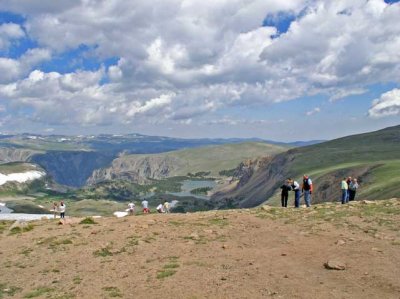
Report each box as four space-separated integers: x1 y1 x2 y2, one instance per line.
341 177 349 204
348 178 359 201
302 175 313 207
280 179 292 207
289 178 301 208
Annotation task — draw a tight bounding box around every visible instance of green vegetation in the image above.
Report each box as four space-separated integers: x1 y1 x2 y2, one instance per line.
0 162 38 174
187 171 211 178
190 187 212 195
23 287 54 298
219 168 236 177
93 247 113 257
156 269 177 279
9 224 34 235
102 287 122 298
257 125 400 206
119 142 288 177
79 217 97 224
0 283 22 298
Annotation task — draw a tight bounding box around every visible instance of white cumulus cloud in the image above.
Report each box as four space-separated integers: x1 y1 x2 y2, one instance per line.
368 88 400 118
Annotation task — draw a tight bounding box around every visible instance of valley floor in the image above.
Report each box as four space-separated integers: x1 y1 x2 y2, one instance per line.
1 199 400 299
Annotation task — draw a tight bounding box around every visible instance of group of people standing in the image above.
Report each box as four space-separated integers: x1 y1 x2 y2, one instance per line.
341 177 359 204
280 175 360 207
52 201 66 219
280 175 313 208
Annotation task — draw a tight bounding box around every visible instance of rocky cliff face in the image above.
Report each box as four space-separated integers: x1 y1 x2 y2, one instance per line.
211 151 296 208
0 148 41 163
87 155 184 185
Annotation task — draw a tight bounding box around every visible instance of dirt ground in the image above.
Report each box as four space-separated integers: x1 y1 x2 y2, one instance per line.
1 199 400 299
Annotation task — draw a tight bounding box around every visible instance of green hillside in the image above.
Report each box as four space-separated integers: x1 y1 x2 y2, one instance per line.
121 142 288 176
213 125 400 207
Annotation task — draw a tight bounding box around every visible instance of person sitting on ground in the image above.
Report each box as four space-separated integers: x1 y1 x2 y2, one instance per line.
163 200 170 213
341 177 349 204
141 199 150 214
280 179 292 207
156 203 164 213
349 178 359 201
128 202 135 215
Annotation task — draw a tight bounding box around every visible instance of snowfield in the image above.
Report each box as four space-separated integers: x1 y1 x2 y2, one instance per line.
0 170 45 186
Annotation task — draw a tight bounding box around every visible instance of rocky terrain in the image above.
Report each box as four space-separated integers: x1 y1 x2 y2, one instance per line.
0 198 399 298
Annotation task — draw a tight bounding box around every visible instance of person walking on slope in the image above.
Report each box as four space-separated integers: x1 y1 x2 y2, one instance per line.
349 178 359 201
290 178 301 208
341 177 349 204
280 179 292 207
302 175 313 207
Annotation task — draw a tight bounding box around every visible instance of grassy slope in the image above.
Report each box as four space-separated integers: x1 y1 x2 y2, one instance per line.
121 142 288 176
0 162 39 174
225 125 400 207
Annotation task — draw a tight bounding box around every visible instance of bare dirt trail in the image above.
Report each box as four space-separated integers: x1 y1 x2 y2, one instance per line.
1 199 399 299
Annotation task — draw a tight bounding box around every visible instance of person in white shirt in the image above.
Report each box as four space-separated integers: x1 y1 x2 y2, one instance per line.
128 202 135 215
59 201 66 219
156 203 164 213
141 199 150 214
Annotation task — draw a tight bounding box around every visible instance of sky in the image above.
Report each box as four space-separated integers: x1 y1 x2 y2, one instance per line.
0 0 399 142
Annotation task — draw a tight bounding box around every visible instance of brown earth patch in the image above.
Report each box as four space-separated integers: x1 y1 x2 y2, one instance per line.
1 199 400 298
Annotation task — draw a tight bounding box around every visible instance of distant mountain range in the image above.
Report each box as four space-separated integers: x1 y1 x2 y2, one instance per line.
0 133 318 187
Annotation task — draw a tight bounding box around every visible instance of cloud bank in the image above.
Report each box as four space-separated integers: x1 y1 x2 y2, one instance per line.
0 0 399 130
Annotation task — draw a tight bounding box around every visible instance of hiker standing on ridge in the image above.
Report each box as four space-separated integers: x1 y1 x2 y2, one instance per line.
302 175 313 207
341 177 349 204
289 178 301 208
346 176 352 202
349 178 359 201
59 201 66 219
280 179 292 207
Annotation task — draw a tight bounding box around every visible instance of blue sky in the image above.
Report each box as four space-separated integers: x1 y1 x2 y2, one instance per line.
0 0 399 141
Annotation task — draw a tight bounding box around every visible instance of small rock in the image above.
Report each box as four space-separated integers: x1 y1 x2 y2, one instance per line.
361 200 375 204
220 277 227 281
222 244 228 249
261 205 272 211
141 224 149 229
281 253 287 256
189 232 200 240
203 229 214 234
336 239 346 246
371 247 383 253
284 274 289 278
324 260 346 270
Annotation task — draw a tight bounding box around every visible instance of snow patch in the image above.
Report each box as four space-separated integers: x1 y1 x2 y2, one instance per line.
0 170 45 186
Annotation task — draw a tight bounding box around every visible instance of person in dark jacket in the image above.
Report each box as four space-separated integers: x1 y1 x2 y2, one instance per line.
280 179 292 207
348 178 359 201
